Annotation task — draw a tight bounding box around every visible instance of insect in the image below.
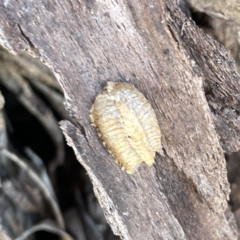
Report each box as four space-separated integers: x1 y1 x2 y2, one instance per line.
90 81 161 174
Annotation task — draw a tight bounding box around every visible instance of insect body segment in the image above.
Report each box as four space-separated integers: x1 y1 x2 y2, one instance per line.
90 81 161 174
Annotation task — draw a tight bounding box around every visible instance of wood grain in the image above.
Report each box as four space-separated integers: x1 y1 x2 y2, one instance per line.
0 0 239 239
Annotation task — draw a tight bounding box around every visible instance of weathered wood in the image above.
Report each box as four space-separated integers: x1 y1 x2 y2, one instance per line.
186 0 240 25
0 0 239 239
184 0 240 152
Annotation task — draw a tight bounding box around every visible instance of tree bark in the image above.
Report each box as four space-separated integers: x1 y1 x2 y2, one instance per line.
0 0 239 239
186 0 240 25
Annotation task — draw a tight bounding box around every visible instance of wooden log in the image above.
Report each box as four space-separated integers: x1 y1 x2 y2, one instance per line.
186 0 240 25
0 0 239 239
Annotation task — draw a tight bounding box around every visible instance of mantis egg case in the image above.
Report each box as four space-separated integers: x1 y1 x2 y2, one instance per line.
90 81 161 174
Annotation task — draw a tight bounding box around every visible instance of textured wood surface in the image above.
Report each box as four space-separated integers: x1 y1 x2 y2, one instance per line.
186 0 240 25
0 0 239 239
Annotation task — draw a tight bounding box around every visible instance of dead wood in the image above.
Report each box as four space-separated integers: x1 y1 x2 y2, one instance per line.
186 0 240 74
0 0 239 239
186 0 240 25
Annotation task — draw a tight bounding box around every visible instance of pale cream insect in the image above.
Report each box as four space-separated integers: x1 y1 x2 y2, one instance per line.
90 81 161 174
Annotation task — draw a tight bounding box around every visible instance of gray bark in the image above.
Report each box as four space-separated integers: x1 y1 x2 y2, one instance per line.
0 0 239 239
